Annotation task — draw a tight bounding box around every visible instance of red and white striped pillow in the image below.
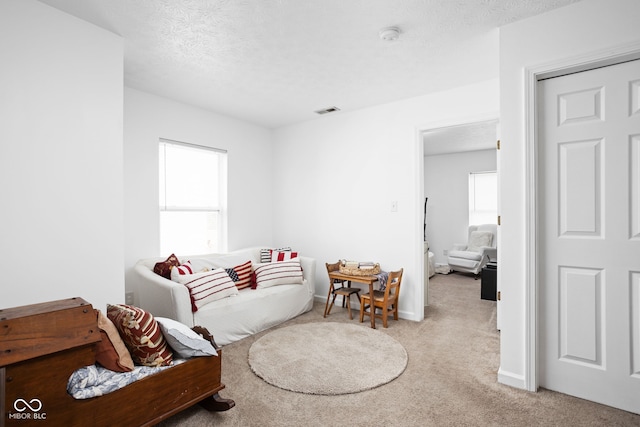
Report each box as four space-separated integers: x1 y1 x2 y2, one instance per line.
170 261 197 282
175 268 239 312
260 247 291 263
270 250 298 262
171 261 193 275
254 259 303 288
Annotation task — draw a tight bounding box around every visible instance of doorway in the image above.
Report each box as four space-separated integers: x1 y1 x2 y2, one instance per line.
421 118 499 314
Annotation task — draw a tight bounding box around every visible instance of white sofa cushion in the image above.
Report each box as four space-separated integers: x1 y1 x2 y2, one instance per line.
193 283 312 345
448 250 483 261
467 231 493 252
447 256 481 269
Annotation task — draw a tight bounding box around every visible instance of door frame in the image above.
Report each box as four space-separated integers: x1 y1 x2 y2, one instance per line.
416 113 499 310
524 41 640 392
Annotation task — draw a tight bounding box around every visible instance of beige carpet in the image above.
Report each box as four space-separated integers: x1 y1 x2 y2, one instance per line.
248 322 407 395
159 272 640 426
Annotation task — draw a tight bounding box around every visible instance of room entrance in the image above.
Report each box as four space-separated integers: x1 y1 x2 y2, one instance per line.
421 117 499 323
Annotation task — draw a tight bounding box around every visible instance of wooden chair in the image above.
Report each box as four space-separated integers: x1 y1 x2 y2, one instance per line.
323 261 361 320
359 268 403 328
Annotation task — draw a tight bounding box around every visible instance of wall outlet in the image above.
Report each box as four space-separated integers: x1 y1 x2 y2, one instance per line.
125 292 134 305
443 249 448 256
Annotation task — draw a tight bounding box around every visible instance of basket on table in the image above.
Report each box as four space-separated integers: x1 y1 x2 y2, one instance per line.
338 260 381 276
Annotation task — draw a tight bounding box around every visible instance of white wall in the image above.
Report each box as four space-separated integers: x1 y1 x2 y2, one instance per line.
273 79 499 321
13 0 637 397
425 149 496 266
123 88 274 303
0 0 123 312
499 0 640 389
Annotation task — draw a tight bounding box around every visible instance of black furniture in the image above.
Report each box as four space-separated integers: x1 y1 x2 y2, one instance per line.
481 262 497 301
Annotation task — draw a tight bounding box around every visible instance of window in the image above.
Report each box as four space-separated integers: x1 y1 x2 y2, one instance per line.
159 139 227 255
468 171 497 226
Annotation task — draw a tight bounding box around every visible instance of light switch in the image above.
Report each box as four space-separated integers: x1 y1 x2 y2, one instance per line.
391 201 398 212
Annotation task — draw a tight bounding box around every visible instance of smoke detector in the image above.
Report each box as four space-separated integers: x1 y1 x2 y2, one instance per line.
379 27 400 41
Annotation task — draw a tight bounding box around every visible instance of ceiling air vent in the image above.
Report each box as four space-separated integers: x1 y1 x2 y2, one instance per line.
314 106 341 115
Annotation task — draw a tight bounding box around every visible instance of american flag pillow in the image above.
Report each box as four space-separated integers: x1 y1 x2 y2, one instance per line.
225 260 252 290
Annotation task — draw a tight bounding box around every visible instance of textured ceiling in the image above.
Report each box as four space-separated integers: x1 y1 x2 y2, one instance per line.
423 120 498 156
38 0 581 128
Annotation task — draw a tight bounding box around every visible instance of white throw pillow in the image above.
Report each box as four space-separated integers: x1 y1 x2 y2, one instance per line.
468 231 493 252
254 259 303 288
175 268 239 311
155 317 218 358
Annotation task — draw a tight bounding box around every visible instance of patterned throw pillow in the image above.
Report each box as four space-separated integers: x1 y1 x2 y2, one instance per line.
254 259 304 288
226 260 252 290
174 261 193 275
260 247 291 263
174 268 239 312
170 261 195 281
106 304 173 367
270 250 298 262
153 253 180 279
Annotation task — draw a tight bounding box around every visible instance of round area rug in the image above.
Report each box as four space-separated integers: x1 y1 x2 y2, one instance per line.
248 322 407 395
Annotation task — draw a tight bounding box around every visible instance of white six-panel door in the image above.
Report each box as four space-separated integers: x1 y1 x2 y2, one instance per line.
538 59 640 414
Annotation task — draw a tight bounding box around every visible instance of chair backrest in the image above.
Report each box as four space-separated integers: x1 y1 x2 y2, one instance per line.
326 261 340 274
468 224 497 249
326 261 347 286
385 269 403 300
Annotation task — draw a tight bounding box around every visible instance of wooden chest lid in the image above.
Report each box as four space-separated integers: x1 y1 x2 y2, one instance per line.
0 297 100 367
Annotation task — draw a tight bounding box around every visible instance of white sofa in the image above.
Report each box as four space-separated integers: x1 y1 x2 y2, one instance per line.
133 247 315 346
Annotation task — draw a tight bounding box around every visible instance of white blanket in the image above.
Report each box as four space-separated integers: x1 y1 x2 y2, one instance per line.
67 360 185 399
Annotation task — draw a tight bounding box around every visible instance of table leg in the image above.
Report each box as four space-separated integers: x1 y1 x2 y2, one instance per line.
369 282 376 329
323 280 333 318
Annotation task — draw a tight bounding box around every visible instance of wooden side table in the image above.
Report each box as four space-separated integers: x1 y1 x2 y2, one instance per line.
327 271 379 328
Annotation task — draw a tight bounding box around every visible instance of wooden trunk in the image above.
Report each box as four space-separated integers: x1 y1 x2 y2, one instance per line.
1 297 232 426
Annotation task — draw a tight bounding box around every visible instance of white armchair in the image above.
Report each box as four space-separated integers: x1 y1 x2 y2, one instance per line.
447 224 497 276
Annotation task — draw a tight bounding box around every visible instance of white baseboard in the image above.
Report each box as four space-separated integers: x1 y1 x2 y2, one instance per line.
497 367 526 390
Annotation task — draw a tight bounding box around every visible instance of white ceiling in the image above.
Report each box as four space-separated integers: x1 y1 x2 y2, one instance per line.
38 0 581 129
423 120 498 156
